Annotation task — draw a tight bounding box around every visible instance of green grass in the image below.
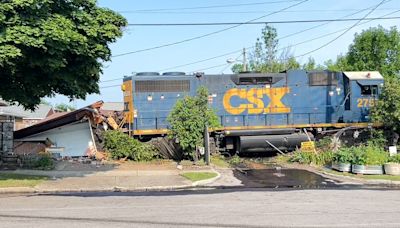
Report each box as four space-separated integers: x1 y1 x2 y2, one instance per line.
0 173 48 188
275 154 291 164
181 172 218 182
326 169 400 181
211 155 230 168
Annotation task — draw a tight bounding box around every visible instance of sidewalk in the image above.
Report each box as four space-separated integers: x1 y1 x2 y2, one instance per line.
0 163 220 194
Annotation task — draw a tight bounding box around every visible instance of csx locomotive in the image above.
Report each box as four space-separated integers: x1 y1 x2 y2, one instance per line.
122 70 383 153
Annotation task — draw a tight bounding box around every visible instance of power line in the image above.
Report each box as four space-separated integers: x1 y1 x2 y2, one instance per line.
182 7 400 75
101 8 399 84
100 84 121 89
120 0 303 12
294 0 387 59
219 53 244 74
111 0 309 58
100 1 397 84
126 16 400 26
157 4 389 73
98 3 390 90
157 49 244 72
119 8 397 15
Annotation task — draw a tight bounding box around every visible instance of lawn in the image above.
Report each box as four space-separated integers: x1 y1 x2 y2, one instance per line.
181 172 218 182
0 173 48 188
326 169 400 181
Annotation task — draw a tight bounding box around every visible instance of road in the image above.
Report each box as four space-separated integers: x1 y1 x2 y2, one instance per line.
0 188 400 228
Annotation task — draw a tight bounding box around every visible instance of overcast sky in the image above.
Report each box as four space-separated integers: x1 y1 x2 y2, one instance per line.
47 0 400 107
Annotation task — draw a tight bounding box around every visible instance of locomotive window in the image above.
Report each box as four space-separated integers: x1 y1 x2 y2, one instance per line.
135 80 190 93
239 77 272 85
308 72 338 86
361 85 378 95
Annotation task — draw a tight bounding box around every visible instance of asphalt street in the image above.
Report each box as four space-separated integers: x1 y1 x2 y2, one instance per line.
0 188 399 228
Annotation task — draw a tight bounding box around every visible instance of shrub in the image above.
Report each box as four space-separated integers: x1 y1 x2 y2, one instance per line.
289 150 333 166
34 152 54 170
333 147 355 164
316 137 332 151
167 87 220 160
103 130 156 161
388 154 400 163
228 155 242 166
367 130 387 148
353 145 388 165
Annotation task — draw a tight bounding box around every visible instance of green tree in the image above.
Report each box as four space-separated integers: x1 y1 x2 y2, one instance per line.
167 87 220 160
40 99 51 106
371 77 400 130
0 0 127 110
324 55 349 72
232 25 300 73
262 25 279 68
302 57 325 71
346 26 400 78
55 103 75 112
326 26 400 77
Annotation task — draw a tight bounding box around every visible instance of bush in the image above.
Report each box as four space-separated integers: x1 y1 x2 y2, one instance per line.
103 130 156 161
228 155 242 166
367 130 387 148
333 147 355 164
34 152 54 170
289 150 333 166
388 154 400 163
316 137 332 151
167 87 220 160
353 145 388 165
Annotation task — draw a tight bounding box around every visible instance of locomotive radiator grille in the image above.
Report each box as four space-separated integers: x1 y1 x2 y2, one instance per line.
135 80 190 93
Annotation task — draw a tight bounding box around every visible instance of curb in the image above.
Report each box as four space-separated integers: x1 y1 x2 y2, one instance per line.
0 170 222 194
318 169 400 186
0 184 197 194
279 163 400 186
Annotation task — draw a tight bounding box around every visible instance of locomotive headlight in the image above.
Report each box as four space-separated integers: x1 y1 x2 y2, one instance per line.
336 87 341 95
147 95 153 101
329 91 334 96
160 95 165 100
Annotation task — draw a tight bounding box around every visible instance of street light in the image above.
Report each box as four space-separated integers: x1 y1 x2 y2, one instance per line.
226 48 248 72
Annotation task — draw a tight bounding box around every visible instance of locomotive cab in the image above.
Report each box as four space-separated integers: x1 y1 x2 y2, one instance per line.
342 71 383 123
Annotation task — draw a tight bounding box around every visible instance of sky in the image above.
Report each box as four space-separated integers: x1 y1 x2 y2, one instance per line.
46 0 400 108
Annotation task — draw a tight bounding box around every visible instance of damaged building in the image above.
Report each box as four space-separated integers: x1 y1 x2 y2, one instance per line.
13 101 122 158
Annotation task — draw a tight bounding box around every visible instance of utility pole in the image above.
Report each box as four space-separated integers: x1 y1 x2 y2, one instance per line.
242 48 248 72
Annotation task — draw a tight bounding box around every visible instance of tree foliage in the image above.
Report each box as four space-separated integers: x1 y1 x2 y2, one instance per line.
167 87 220 158
0 0 127 110
326 26 400 78
371 77 400 130
103 130 156 161
54 103 75 112
232 25 301 73
346 26 400 78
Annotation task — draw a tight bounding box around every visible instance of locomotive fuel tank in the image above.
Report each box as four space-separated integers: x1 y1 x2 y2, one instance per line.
238 133 312 153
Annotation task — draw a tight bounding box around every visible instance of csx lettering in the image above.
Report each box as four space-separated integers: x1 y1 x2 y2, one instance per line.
223 87 291 115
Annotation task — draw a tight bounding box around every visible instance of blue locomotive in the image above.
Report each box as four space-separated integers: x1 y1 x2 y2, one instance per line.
122 70 383 153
